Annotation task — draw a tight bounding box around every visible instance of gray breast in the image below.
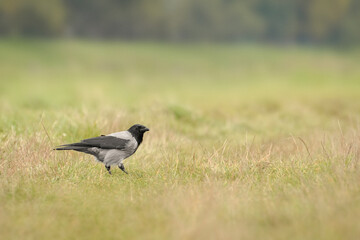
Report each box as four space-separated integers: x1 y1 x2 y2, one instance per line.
100 131 138 165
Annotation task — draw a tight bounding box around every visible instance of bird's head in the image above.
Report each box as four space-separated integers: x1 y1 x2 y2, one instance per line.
128 124 149 144
128 124 149 136
128 124 149 133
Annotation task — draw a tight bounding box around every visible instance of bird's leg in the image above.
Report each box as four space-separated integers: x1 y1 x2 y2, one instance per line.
105 165 112 175
119 163 128 174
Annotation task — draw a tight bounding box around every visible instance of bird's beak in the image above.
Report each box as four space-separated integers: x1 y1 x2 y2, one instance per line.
143 127 150 132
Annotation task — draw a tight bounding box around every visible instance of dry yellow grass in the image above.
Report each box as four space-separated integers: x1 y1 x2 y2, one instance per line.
1 40 360 240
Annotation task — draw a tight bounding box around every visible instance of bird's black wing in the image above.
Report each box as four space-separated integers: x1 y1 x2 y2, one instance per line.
60 136 129 150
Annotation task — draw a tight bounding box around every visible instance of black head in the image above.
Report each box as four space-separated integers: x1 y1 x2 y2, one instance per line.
127 124 149 144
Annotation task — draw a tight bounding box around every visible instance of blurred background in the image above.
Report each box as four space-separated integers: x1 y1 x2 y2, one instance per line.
1 1 360 240
1 0 360 170
1 0 360 44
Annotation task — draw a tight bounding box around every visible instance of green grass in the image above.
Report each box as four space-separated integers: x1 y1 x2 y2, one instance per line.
1 40 360 240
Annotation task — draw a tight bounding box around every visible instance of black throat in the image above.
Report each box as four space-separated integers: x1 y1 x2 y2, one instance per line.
128 130 144 145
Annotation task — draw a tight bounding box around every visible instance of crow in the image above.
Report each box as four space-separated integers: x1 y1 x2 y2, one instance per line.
54 124 149 174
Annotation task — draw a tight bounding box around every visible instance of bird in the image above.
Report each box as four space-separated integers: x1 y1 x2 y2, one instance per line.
54 124 149 174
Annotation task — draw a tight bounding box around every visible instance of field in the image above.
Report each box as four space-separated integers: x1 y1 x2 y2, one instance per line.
1 40 360 240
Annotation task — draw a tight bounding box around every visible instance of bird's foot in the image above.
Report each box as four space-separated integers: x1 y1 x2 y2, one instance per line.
119 163 128 174
105 165 112 175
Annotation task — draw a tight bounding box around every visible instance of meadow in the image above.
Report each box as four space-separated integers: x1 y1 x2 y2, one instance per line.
0 40 360 240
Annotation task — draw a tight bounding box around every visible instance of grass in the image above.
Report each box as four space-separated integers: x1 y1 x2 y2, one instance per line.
1 40 360 240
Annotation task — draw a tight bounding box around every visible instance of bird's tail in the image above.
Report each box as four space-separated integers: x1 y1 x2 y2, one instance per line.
54 146 86 151
53 143 96 155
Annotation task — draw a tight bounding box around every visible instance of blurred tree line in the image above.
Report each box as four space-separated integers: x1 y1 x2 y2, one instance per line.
0 0 359 44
